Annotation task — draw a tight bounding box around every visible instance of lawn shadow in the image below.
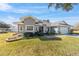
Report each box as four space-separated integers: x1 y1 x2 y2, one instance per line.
39 35 62 41
22 35 62 41
23 36 39 40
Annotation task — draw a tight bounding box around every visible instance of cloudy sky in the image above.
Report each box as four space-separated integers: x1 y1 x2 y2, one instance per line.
0 3 79 25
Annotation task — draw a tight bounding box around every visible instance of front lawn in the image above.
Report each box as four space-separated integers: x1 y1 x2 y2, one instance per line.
0 33 79 56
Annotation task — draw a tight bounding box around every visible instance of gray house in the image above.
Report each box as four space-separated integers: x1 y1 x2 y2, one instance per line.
15 16 71 34
51 21 71 34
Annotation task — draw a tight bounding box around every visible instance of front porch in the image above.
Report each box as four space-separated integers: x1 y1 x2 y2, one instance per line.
35 25 55 34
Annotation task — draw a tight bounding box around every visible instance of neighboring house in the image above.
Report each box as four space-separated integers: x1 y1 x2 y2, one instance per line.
14 16 71 34
72 23 79 31
0 28 8 33
9 25 18 32
71 22 79 33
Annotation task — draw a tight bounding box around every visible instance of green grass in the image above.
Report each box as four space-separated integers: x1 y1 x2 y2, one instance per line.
0 33 79 56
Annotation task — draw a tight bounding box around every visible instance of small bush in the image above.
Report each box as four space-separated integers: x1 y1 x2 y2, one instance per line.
69 29 73 34
23 32 34 37
48 32 55 35
34 32 44 36
48 28 56 35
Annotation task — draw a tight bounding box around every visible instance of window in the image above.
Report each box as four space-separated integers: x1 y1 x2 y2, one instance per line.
27 26 33 30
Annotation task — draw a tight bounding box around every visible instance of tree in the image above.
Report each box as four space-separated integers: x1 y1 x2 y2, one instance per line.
0 21 10 28
48 3 77 11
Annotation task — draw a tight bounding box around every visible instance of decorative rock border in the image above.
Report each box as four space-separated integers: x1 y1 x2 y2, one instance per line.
6 33 23 42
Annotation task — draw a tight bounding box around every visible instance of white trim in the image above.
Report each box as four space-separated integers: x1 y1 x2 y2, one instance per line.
18 25 24 33
25 25 35 33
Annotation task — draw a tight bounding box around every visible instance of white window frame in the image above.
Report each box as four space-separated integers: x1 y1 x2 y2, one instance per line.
19 25 24 32
25 25 34 32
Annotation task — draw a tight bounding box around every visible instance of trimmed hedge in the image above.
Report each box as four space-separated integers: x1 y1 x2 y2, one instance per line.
23 32 44 37
35 32 44 36
23 32 34 37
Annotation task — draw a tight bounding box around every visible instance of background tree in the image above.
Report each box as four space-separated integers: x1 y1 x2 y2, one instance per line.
48 3 77 11
0 21 10 28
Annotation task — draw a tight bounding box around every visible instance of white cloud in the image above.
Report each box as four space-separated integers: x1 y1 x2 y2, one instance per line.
38 16 79 25
7 16 19 24
29 6 47 9
13 9 32 13
50 16 79 25
0 3 31 13
0 3 13 11
7 16 17 20
12 8 47 14
0 16 19 25
0 3 48 14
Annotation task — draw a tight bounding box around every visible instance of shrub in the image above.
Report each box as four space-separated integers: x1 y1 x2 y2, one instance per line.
69 29 73 34
48 28 56 35
34 32 44 36
23 32 34 37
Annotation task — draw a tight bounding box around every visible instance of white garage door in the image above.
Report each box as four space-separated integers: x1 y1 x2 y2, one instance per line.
60 27 69 34
54 28 59 34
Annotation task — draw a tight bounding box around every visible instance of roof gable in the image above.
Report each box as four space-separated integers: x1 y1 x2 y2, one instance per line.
51 21 71 27
20 16 39 22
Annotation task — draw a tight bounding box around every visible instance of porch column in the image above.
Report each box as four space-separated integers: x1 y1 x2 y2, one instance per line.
43 26 45 33
48 27 50 32
43 26 46 33
35 25 39 32
58 26 60 34
24 25 25 33
68 26 70 33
